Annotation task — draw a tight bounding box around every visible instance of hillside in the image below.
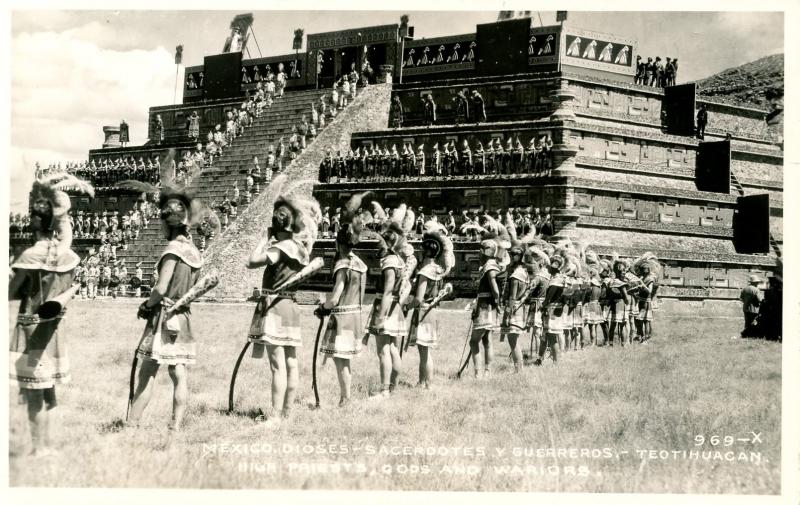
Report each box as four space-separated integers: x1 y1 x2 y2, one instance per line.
697 53 783 108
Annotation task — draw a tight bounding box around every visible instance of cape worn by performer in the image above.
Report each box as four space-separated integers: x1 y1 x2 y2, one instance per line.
316 192 372 406
406 219 455 388
119 177 219 431
242 174 322 427
9 174 93 456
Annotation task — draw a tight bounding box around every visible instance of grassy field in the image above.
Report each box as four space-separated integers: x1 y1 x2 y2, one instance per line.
8 299 781 493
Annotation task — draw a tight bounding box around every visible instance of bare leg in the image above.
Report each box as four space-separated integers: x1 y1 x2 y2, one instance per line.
167 364 188 430
266 345 287 415
388 337 402 390
547 332 559 364
24 389 49 454
482 331 493 374
469 330 483 377
128 359 160 424
283 347 298 417
376 334 392 392
507 333 522 372
334 358 351 404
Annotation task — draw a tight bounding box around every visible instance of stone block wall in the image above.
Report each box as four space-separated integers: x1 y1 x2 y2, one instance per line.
572 129 696 167
731 158 783 184
699 101 769 138
573 189 735 228
202 83 393 299
392 78 555 126
570 81 662 122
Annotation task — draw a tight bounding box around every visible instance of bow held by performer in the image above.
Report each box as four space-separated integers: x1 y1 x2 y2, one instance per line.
117 176 219 431
239 174 322 426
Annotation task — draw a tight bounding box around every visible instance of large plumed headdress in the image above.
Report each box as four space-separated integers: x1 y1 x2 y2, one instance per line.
631 251 662 279
116 179 219 236
422 220 455 277
266 174 322 255
29 173 95 259
337 191 373 247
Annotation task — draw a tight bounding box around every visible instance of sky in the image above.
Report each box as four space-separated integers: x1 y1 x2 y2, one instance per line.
7 7 785 212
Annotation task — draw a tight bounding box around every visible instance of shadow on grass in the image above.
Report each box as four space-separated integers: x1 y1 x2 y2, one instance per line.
217 406 263 419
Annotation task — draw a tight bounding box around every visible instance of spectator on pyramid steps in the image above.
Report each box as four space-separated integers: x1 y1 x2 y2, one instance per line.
187 110 200 142
349 63 360 96
298 115 309 149
311 102 319 128
318 96 328 127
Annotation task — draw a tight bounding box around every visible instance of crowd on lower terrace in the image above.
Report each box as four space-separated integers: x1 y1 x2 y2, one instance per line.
318 205 555 241
34 158 161 189
319 136 554 182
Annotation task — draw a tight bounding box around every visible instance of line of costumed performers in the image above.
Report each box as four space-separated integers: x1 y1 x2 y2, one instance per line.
9 170 662 443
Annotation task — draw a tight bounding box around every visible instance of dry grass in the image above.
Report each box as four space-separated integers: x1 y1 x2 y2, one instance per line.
8 299 780 493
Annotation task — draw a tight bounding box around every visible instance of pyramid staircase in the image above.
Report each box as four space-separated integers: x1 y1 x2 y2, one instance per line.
113 87 331 280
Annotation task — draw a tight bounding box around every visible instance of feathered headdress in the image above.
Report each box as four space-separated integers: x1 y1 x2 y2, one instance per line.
422 222 455 277
631 251 662 279
526 246 550 269
269 174 322 254
30 173 95 255
338 191 373 246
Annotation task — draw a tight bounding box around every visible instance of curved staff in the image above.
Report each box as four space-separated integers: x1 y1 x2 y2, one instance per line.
310 315 325 408
123 180 217 431
228 257 323 413
233 175 322 427
227 341 251 413
9 174 93 456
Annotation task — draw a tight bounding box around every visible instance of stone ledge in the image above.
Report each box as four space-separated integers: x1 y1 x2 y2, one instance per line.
589 244 777 267
352 118 556 137
578 215 734 238
573 108 778 145
573 121 783 159
575 156 694 179
394 71 561 90
570 177 738 205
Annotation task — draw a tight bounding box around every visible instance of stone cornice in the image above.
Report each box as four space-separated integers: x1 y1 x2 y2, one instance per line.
570 177 738 205
574 156 694 179
351 118 556 138
573 108 778 145
589 244 776 267
565 72 772 115
574 156 783 191
578 215 734 238
572 121 783 160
